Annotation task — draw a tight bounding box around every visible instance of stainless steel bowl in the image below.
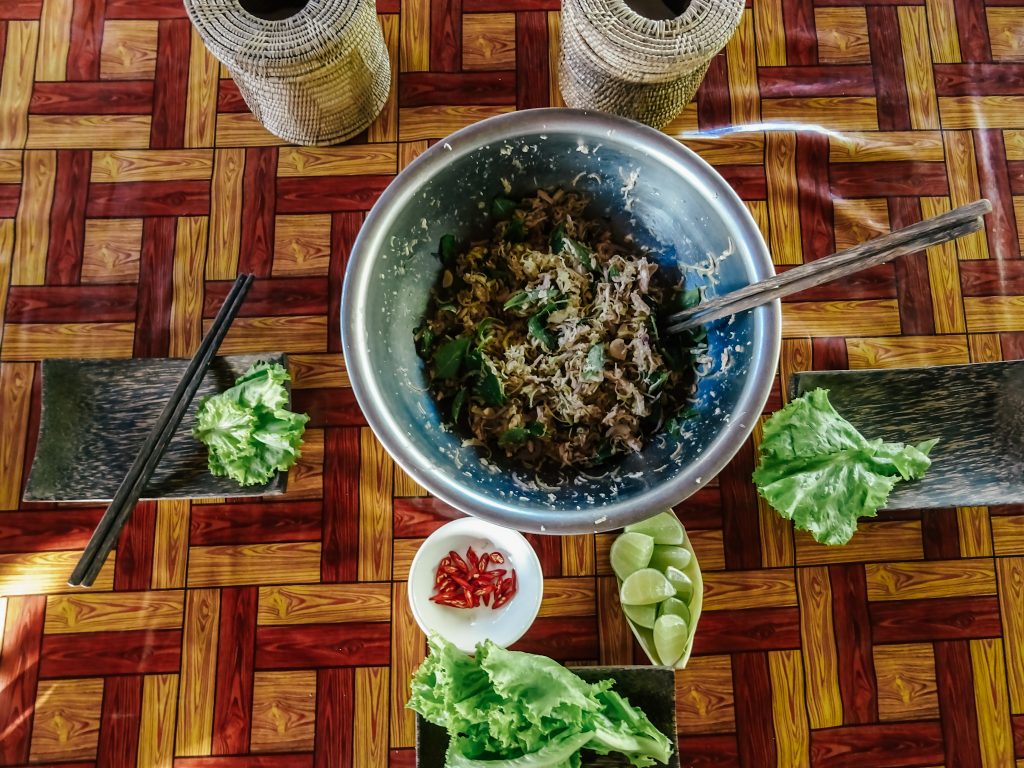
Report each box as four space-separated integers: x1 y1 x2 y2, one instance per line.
342 109 781 534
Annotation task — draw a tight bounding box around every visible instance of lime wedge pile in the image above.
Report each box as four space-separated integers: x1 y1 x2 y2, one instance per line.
611 510 701 667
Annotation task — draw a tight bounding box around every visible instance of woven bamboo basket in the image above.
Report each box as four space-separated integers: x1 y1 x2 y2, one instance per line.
559 0 745 129
184 0 390 146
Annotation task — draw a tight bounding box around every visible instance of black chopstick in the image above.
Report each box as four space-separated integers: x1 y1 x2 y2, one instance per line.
68 273 255 587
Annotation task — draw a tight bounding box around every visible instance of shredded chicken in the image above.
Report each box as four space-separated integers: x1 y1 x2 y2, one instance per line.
415 189 696 472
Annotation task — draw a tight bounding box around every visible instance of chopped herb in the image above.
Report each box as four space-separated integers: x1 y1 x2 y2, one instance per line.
550 225 566 251
491 196 517 220
680 287 701 309
503 290 530 310
583 343 605 382
432 336 470 380
414 325 435 357
553 229 594 268
665 408 699 436
476 317 498 344
528 304 557 351
498 427 528 447
647 370 670 395
451 389 467 423
476 359 506 406
464 346 484 375
438 234 456 267
505 217 526 242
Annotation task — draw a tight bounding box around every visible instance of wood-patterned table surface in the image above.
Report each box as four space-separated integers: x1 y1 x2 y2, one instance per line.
1 1 1024 766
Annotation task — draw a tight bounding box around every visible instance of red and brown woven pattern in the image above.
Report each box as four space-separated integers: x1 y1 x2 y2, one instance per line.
1 0 1024 766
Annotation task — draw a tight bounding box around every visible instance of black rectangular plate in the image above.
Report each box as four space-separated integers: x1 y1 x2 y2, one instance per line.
792 360 1024 509
24 353 290 502
415 665 679 767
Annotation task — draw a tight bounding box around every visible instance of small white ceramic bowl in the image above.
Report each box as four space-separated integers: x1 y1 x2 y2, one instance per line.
408 517 543 652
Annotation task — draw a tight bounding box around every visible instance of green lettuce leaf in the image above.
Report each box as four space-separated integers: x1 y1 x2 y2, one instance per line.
408 636 672 768
193 361 309 486
192 397 256 463
753 388 937 546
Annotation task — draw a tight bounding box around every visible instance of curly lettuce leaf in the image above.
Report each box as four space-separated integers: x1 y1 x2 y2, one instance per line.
753 388 937 546
193 361 308 486
226 360 290 410
409 636 672 768
192 397 256 462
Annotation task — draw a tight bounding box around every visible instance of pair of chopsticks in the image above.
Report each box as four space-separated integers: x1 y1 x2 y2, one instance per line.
68 274 255 588
663 199 992 335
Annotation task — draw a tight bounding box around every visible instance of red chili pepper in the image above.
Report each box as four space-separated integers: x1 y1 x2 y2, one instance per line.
449 573 472 590
448 550 469 573
429 547 516 609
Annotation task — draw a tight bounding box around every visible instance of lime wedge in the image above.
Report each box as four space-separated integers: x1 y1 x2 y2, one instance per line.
649 544 692 573
624 511 684 545
621 601 657 629
610 532 655 581
658 597 691 624
654 614 689 666
665 566 694 602
620 568 676 605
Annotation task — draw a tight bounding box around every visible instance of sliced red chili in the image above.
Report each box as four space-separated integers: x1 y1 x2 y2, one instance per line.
448 550 469 573
449 573 472 590
429 548 515 609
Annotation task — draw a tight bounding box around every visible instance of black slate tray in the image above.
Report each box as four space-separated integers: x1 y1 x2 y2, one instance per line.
415 665 679 767
24 353 289 502
792 360 1024 509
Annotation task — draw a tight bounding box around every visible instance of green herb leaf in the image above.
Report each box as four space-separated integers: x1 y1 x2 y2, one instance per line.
552 227 595 270
475 317 498 345
665 407 699 436
432 336 470 380
505 217 526 242
526 421 545 437
491 196 517 220
463 346 484 375
646 370 670 395
680 287 701 309
451 389 466 423
583 343 605 382
753 389 937 546
528 307 556 351
476 359 506 406
498 427 528 447
549 224 566 252
503 290 529 310
438 234 456 267
414 325 435 358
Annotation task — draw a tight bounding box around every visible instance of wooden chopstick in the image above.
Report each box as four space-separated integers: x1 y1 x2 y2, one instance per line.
663 199 992 335
68 273 255 587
